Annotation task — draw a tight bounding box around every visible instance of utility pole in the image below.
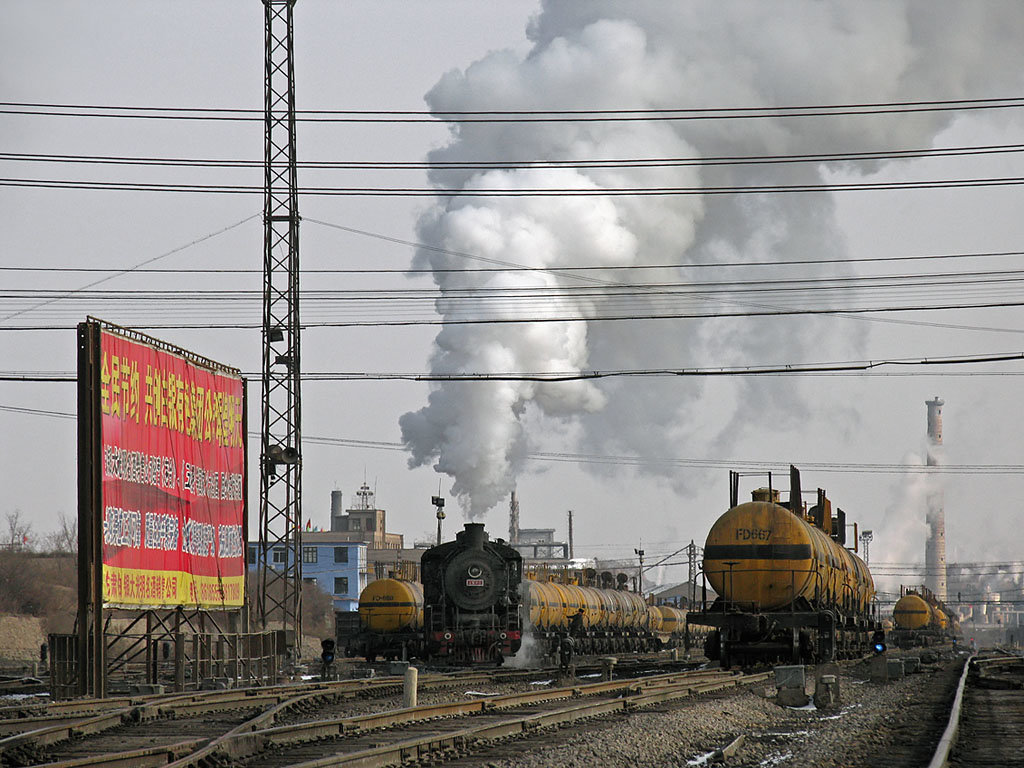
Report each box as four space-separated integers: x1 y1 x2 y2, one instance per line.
567 510 574 559
634 547 645 595
687 540 697 607
258 0 303 653
432 495 445 545
860 529 873 566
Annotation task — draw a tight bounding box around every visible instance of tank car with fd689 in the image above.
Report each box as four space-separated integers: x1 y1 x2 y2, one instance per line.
343 577 425 662
891 586 959 649
690 466 880 667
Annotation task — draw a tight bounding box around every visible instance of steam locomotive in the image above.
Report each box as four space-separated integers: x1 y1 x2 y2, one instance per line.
421 522 524 663
344 522 697 665
689 466 881 667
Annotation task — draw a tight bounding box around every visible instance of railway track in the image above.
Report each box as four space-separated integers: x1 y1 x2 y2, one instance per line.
0 660 702 767
174 667 767 768
930 650 1024 768
0 664 757 768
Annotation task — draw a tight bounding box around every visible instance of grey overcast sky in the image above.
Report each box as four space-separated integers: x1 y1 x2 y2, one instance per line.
3 1 1024 593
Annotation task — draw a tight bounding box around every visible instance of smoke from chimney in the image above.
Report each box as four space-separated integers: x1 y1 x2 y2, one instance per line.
400 3 1024 518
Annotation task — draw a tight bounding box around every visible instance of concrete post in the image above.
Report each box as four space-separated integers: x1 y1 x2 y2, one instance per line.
814 674 840 707
600 657 618 682
887 658 905 680
870 654 888 683
403 666 418 708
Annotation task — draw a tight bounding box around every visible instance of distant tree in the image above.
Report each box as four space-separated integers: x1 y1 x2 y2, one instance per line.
45 510 78 554
4 509 33 552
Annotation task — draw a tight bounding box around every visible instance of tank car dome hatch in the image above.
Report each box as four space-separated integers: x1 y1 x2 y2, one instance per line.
751 487 780 503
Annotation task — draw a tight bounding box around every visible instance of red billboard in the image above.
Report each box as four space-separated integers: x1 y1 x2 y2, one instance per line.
98 328 245 609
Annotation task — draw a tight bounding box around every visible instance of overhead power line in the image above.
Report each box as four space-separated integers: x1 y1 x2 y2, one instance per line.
1 403 1022 476
10 263 1024 290
3 350 1024 382
4 141 1024 169
3 299 1024 329
6 175 1024 196
3 95 1024 122
0 214 259 323
3 248 1024 275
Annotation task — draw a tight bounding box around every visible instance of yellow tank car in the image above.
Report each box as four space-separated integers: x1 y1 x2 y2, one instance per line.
658 605 686 634
893 593 932 631
358 578 424 633
520 579 562 630
646 604 664 633
577 586 605 629
704 497 873 612
691 468 881 666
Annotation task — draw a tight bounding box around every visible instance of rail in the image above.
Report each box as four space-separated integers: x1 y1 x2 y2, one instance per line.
925 653 974 768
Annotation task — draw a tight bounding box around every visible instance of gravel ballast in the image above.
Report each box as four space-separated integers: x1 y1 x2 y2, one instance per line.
452 652 965 768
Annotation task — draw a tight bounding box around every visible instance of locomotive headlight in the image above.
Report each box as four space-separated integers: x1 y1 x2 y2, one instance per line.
468 565 483 578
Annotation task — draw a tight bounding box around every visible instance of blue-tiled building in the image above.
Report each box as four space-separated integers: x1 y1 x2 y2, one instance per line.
247 537 367 612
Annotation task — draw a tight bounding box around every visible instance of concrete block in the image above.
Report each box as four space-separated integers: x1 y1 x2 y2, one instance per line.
777 686 810 707
886 659 905 680
199 677 232 690
869 655 889 683
773 665 805 690
903 657 921 674
388 661 410 677
131 683 165 695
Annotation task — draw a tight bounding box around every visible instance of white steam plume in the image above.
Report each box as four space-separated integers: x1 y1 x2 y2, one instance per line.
401 1 1024 517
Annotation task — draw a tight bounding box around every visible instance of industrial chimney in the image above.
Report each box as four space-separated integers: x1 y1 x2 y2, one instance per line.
509 490 520 545
924 397 947 602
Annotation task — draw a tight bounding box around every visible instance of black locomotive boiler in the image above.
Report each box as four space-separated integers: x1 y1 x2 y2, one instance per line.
421 522 523 663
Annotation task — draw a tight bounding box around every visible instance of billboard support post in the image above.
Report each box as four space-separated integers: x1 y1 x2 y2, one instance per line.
77 321 103 696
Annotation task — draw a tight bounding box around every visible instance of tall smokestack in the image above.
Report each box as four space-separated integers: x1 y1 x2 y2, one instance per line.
924 397 947 601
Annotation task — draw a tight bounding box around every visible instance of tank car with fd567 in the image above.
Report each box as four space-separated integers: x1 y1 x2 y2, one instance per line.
416 523 699 665
690 466 880 667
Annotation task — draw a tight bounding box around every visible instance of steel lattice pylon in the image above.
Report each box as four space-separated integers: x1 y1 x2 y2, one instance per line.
258 0 302 651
